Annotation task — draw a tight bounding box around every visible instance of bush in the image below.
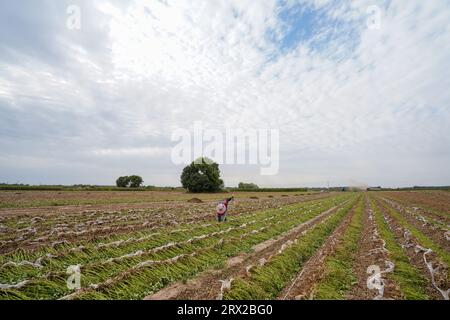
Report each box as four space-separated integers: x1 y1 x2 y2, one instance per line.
180 157 224 193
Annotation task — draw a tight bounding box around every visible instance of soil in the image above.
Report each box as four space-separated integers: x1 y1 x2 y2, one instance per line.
346 199 403 300
187 198 203 203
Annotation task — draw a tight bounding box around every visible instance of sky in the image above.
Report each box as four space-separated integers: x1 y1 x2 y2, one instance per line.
0 0 449 188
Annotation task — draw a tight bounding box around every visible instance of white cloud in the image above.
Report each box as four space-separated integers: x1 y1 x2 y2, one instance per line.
92 147 170 157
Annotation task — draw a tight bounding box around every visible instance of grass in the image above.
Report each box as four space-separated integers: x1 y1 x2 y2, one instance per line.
223 196 359 300
1 194 353 300
378 199 450 269
312 195 365 299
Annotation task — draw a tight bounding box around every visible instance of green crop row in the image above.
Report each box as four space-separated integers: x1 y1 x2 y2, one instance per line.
0 194 347 280
378 198 450 269
311 195 364 299
0 194 353 300
223 196 359 300
72 195 353 300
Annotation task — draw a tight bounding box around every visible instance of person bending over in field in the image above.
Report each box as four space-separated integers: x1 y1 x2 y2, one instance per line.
216 196 234 222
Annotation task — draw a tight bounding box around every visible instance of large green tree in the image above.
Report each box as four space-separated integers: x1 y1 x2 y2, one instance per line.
116 176 131 188
129 175 144 188
180 157 224 193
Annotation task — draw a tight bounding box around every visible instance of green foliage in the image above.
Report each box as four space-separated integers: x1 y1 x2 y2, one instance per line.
0 194 352 300
371 199 430 300
313 196 364 299
128 175 144 188
238 182 259 190
115 176 143 188
379 200 450 268
224 197 358 300
116 176 131 188
180 157 224 193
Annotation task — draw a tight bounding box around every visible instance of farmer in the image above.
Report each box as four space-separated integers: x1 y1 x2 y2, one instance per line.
216 196 234 222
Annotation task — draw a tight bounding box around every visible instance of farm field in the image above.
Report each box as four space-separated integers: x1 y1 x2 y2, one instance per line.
0 190 448 300
0 190 312 209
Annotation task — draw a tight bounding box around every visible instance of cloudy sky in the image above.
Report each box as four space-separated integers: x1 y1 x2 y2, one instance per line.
0 0 449 188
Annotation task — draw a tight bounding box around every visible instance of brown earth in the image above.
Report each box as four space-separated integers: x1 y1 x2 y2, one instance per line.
380 197 450 253
0 193 335 254
380 191 450 223
347 198 403 300
187 198 203 203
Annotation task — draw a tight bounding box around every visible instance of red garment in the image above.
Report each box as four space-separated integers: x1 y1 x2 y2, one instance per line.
217 197 233 216
217 199 231 216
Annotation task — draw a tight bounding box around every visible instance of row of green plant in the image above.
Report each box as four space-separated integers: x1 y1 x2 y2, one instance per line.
381 196 449 239
371 198 430 299
384 194 450 222
227 188 308 193
1 191 307 245
311 195 365 299
377 198 450 268
0 195 353 299
222 196 359 300
0 190 311 209
75 195 356 300
0 194 345 267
